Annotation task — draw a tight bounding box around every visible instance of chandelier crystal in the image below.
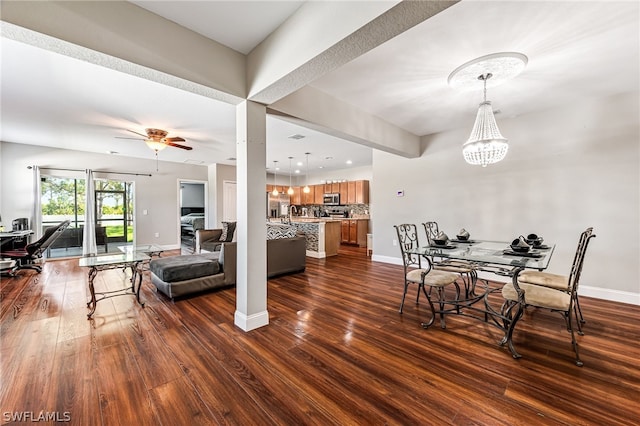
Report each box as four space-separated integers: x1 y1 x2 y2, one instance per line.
449 52 527 167
463 73 508 167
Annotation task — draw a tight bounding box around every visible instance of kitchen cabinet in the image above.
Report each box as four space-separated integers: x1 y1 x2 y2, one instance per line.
341 219 369 247
355 180 369 204
347 181 356 204
339 182 348 202
324 183 332 194
313 185 324 204
331 182 340 193
303 185 315 205
291 186 301 205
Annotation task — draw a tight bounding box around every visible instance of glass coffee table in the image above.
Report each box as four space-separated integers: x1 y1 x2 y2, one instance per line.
79 252 150 318
117 244 164 258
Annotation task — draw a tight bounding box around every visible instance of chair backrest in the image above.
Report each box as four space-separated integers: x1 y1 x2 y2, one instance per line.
394 224 423 272
26 220 71 256
422 221 439 244
567 227 596 296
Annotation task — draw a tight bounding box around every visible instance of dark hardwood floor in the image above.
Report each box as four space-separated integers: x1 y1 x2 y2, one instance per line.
1 246 639 425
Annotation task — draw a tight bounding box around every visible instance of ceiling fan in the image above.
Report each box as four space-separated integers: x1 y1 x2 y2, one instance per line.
116 128 193 152
116 128 192 171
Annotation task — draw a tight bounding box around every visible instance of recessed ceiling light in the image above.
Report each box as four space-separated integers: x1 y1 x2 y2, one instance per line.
227 157 236 161
319 166 324 169
288 134 305 140
346 160 352 165
107 150 118 155
295 169 300 174
296 161 303 166
183 159 205 165
325 156 333 160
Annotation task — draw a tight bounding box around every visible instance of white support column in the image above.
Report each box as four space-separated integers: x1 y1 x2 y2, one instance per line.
234 101 269 331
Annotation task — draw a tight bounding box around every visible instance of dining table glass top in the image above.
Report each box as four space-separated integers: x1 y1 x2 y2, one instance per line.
407 240 555 270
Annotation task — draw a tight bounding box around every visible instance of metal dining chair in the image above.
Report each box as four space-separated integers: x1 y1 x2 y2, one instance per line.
394 224 460 328
501 227 595 366
516 227 594 328
422 221 477 296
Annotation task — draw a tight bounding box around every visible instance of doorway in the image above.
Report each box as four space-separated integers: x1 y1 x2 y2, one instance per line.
178 180 207 252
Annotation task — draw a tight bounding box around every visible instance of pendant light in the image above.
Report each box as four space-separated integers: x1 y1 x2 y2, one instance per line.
271 160 279 196
287 156 294 195
303 152 311 194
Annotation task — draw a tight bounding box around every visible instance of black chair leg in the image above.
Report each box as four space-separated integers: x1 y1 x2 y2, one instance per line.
399 282 409 314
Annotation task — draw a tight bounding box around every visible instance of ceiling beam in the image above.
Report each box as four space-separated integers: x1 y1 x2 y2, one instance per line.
269 86 420 159
0 0 246 104
247 0 458 105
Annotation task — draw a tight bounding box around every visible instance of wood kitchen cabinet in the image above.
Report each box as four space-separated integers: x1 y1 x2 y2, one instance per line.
291 186 301 205
355 180 369 204
339 182 348 203
313 185 324 204
341 219 369 247
347 181 356 204
302 185 315 205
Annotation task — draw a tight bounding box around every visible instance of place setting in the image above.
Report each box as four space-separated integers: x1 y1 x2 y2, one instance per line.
503 234 546 258
429 231 457 249
450 228 476 244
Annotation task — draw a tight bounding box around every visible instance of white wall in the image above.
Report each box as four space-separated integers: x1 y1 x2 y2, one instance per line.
208 163 237 228
181 183 205 208
1 142 208 248
371 92 640 304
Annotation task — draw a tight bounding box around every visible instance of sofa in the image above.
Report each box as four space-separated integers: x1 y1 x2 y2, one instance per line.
149 223 306 299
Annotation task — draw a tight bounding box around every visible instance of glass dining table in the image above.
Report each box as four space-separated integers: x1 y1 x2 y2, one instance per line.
407 239 555 359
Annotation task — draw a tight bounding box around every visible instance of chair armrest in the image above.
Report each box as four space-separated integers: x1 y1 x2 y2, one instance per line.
195 229 223 253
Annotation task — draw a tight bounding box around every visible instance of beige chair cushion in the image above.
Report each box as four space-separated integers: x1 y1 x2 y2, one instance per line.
434 263 473 274
519 271 569 290
502 282 571 311
406 268 428 283
407 268 457 287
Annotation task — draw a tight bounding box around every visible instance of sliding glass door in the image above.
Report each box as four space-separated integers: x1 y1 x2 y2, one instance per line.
40 175 134 258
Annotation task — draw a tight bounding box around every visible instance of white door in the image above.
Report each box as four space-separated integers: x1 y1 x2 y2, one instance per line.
222 181 237 222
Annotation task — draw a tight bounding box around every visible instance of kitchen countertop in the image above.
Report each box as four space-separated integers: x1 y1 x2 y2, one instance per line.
291 217 370 223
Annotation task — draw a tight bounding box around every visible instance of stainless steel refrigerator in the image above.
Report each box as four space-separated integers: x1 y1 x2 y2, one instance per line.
266 193 290 218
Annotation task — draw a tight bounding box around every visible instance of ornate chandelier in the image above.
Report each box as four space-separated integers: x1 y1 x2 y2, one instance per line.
448 52 527 167
462 73 508 167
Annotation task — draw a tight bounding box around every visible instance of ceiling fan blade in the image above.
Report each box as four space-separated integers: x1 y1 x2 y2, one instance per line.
126 129 148 138
165 137 186 142
166 141 192 150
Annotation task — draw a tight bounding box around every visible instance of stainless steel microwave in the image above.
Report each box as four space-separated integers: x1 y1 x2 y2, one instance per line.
323 193 340 205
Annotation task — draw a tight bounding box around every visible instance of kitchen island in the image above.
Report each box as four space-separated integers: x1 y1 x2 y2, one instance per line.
290 219 341 258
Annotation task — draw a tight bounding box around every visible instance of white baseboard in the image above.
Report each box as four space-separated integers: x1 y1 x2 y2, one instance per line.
234 310 269 331
306 250 326 259
579 286 639 305
373 255 640 306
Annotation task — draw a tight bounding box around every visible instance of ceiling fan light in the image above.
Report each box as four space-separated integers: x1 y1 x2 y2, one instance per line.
145 139 168 152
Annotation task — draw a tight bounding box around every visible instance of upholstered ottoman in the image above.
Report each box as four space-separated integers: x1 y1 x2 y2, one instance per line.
149 251 231 299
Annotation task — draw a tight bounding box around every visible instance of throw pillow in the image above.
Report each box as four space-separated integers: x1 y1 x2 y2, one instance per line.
220 221 236 242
